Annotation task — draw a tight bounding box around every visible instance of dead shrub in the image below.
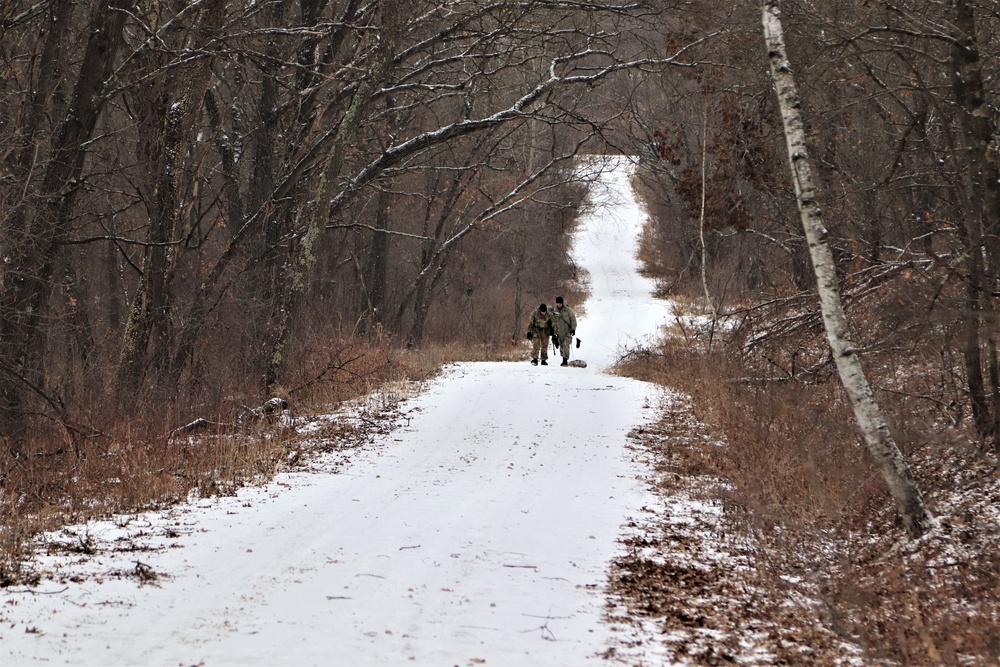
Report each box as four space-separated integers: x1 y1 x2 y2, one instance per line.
0 334 402 584
618 268 1000 663
621 338 879 534
0 326 535 586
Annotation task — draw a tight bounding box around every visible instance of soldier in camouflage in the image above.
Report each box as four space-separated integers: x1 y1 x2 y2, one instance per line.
550 296 578 366
526 303 554 366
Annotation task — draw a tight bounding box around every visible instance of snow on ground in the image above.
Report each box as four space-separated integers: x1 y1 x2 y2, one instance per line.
0 155 676 666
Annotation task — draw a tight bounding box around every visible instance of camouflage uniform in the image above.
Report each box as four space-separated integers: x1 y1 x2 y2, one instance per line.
526 306 554 363
550 301 577 364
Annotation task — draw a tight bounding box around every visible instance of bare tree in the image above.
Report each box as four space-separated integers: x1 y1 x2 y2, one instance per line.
0 0 133 436
0 0 705 436
946 0 1000 450
761 0 932 538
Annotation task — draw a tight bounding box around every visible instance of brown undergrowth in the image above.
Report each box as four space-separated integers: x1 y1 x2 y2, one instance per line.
612 275 1000 664
0 337 491 587
605 398 859 665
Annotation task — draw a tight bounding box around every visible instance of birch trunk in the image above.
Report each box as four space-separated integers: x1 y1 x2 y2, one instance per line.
761 0 933 538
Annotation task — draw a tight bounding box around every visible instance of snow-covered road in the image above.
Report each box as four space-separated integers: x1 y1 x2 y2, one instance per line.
1 156 672 666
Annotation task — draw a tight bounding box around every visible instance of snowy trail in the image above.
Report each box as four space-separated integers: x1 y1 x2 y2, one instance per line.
1 156 671 666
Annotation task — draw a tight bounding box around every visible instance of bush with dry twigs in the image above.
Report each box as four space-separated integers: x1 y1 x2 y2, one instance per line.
615 235 1000 663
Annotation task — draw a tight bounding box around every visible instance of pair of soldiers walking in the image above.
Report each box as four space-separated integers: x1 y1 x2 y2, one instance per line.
525 296 577 366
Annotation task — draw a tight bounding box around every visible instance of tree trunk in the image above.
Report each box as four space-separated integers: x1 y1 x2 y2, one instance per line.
949 0 1000 449
761 0 933 538
0 0 132 433
115 88 181 398
364 190 391 334
511 242 526 345
267 1 405 389
115 0 226 401
3 0 73 182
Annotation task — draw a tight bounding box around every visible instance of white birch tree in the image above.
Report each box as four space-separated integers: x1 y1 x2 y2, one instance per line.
761 0 933 538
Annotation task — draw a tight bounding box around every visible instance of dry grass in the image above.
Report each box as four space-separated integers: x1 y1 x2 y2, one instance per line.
0 333 512 587
613 277 1000 664
606 399 860 665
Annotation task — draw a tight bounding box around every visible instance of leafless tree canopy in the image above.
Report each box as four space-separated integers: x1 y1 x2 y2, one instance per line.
2 0 1000 516
4 0 1000 655
0 0 695 438
630 0 1000 452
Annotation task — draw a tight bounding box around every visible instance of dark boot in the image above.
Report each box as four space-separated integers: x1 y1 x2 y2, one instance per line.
541 359 548 365
531 358 538 366
561 358 568 366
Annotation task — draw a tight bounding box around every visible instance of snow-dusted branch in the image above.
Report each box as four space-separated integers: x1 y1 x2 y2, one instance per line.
761 0 933 539
327 37 717 215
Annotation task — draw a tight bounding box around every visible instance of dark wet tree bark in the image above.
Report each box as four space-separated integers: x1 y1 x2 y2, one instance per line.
0 0 132 434
948 0 1000 451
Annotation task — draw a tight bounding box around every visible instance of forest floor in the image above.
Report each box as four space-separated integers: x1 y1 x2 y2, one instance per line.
607 394 1000 666
604 398 865 665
